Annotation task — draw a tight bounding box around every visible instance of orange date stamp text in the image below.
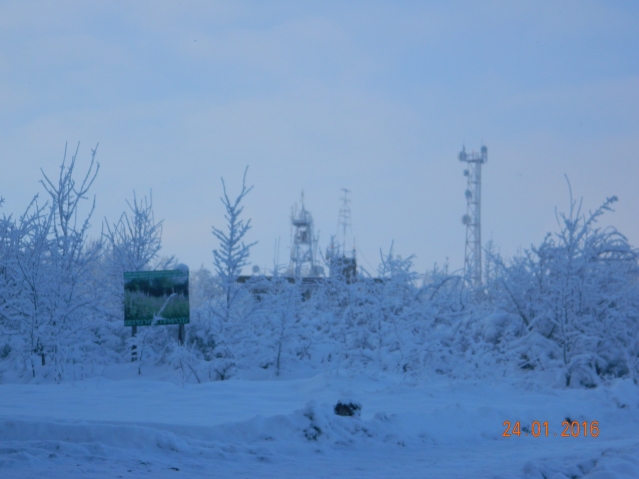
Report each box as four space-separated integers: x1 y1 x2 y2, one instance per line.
502 420 599 437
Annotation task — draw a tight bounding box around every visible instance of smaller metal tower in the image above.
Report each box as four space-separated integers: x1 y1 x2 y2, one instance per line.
459 145 487 288
288 192 319 279
326 189 357 283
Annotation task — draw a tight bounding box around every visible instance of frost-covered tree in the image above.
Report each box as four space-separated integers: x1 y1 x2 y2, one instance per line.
0 197 52 375
0 144 103 380
493 188 639 386
38 143 103 379
207 167 257 379
212 167 256 319
103 191 167 274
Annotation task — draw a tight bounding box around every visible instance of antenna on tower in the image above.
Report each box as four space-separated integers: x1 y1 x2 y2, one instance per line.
458 144 487 288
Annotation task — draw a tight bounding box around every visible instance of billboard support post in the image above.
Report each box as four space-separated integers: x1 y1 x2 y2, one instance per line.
131 325 138 362
178 323 185 345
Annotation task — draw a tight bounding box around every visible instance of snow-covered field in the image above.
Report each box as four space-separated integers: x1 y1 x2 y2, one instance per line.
1 367 638 479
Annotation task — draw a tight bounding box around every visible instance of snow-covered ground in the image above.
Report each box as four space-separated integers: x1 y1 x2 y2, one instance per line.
1 367 638 478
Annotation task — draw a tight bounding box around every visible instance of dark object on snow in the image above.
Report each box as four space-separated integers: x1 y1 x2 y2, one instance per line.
334 401 361 417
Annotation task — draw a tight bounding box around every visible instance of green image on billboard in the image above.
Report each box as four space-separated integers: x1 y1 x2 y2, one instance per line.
124 269 190 326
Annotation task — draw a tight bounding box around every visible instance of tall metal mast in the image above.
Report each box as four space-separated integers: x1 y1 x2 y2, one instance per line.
337 188 353 254
459 145 487 288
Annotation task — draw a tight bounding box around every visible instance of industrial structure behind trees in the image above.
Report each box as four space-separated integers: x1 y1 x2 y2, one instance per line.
285 189 357 283
326 189 357 283
243 189 358 290
287 192 322 280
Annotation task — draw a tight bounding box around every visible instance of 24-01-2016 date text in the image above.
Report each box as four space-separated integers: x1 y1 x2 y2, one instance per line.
503 421 599 437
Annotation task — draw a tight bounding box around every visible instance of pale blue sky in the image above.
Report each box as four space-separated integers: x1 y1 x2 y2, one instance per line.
1 1 638 275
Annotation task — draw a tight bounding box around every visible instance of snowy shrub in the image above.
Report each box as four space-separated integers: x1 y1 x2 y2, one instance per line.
481 312 524 345
492 191 639 386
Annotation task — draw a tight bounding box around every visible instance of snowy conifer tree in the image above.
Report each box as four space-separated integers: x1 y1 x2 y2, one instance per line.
211 167 256 319
208 167 257 379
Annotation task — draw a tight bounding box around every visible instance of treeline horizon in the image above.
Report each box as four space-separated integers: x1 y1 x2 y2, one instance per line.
1 145 637 388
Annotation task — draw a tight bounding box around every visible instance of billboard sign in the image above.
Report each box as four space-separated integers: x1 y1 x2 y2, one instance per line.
124 269 190 327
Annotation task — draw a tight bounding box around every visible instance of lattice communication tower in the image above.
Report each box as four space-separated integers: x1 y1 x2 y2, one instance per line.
337 188 353 252
288 192 320 279
459 145 487 288
326 189 357 283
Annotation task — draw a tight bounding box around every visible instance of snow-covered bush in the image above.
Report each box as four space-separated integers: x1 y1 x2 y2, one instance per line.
492 192 639 386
